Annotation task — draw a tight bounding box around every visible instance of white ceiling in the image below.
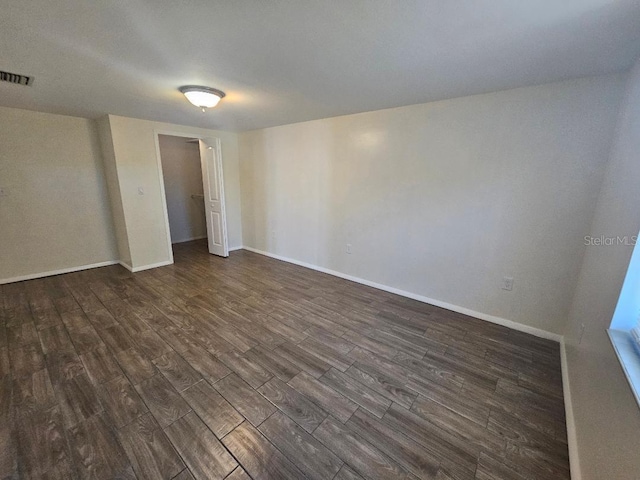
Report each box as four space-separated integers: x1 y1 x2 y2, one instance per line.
2 0 640 131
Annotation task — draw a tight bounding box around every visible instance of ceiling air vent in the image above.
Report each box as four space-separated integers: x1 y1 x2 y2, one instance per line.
0 70 33 86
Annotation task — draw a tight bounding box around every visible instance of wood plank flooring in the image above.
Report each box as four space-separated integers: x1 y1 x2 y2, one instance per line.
0 240 569 479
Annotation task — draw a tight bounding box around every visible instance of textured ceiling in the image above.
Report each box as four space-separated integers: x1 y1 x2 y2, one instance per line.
1 0 640 131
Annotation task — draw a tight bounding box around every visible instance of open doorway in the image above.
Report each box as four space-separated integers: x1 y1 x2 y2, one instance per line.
156 133 229 257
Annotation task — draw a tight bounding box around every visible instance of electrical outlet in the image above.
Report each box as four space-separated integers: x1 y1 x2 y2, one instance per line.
579 323 586 344
346 244 352 254
502 276 514 291
137 186 144 195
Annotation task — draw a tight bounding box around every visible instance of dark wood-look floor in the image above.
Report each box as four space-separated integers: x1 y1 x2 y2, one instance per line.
0 240 569 480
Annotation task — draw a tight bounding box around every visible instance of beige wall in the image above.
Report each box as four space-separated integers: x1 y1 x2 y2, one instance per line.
0 107 117 282
102 115 242 270
158 135 207 244
239 75 625 335
564 60 640 479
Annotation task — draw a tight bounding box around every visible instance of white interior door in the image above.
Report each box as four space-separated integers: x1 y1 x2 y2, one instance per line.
199 138 229 257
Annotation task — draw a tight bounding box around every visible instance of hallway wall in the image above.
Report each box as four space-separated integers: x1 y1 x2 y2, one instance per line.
159 135 207 244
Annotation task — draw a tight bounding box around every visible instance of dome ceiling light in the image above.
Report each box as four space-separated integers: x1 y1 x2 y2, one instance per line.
179 85 226 112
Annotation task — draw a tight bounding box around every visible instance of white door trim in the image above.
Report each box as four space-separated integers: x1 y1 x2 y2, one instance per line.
152 129 229 262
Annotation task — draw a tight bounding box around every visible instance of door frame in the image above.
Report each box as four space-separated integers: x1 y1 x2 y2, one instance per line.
152 129 228 261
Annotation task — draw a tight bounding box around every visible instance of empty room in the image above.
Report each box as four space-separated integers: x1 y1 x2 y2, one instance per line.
2 1 640 479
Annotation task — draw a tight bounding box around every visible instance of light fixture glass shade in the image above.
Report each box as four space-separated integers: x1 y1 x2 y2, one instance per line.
179 86 225 109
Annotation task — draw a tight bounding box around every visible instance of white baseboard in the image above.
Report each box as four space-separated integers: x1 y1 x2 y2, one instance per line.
228 246 243 252
0 260 119 285
118 261 133 272
241 246 562 342
129 260 173 273
0 258 171 279
560 340 581 480
172 235 208 244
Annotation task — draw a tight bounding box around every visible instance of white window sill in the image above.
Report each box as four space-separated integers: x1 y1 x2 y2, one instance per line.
608 329 640 409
